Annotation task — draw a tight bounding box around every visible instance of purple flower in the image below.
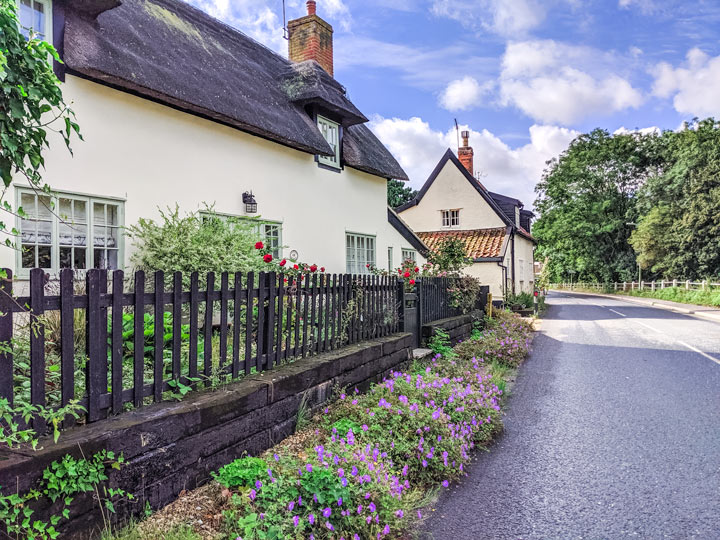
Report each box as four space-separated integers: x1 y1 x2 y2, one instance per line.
323 507 332 518
248 489 256 501
442 480 449 488
293 515 299 527
309 514 315 525
255 480 262 490
369 502 376 513
395 509 404 518
273 453 280 462
306 463 313 473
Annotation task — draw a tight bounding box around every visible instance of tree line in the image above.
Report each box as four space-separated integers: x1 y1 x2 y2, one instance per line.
534 118 720 283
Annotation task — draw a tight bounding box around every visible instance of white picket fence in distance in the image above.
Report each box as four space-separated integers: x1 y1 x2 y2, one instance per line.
552 280 720 292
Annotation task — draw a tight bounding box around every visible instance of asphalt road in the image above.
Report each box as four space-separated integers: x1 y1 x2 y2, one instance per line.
424 292 720 540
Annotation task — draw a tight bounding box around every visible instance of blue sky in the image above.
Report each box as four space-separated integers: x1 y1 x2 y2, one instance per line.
188 0 720 207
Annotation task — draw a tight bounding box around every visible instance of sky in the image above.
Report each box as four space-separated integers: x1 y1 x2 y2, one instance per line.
187 0 720 208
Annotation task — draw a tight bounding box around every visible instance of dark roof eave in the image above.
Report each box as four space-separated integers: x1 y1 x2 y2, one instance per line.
473 257 503 263
387 208 428 254
398 149 515 228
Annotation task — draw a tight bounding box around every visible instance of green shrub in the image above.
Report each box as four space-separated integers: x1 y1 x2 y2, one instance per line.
214 456 269 490
127 205 267 285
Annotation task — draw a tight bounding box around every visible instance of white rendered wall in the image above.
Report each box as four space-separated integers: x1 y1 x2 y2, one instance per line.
398 160 506 232
2 75 423 279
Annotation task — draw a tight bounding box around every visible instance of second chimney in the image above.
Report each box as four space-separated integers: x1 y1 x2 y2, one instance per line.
288 1 334 76
458 130 474 175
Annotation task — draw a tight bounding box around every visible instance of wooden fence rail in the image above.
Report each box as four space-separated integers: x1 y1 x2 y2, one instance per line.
0 268 405 430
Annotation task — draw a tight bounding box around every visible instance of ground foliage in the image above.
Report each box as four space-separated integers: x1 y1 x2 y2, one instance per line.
111 313 534 539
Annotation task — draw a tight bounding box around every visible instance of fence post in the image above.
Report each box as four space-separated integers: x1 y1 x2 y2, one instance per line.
417 277 424 328
703 280 707 291
0 269 13 404
651 281 656 292
673 279 677 288
86 269 107 423
396 278 405 334
29 269 47 433
686 280 690 290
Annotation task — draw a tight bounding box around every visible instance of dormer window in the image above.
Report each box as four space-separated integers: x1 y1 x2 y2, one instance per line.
442 209 460 228
17 0 52 41
317 115 341 169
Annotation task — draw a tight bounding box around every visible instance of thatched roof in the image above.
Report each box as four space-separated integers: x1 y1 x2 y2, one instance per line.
60 0 408 181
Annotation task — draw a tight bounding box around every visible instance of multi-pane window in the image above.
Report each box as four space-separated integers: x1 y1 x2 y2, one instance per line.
346 233 375 274
317 115 341 169
18 0 51 40
441 209 460 228
200 212 282 259
402 249 417 263
387 247 393 271
263 223 282 259
18 189 124 274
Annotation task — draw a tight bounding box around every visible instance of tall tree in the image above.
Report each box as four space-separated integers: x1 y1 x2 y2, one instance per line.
631 119 720 279
387 179 417 209
534 129 659 282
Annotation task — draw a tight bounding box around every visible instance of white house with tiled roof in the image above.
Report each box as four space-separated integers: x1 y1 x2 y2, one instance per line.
397 132 535 298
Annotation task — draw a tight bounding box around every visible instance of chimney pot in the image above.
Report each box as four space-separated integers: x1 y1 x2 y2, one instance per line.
458 130 474 175
306 0 316 15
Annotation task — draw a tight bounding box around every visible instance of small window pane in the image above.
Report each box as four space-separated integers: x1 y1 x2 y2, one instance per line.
22 245 35 268
74 248 87 269
38 245 51 268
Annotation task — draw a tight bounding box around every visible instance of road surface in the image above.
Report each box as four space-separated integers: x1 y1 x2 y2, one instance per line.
424 292 720 539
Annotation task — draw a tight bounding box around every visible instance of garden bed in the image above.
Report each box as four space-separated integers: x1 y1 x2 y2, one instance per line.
109 310 535 540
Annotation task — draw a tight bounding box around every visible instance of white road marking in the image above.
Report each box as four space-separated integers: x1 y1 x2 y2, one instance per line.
677 341 720 367
561 293 720 367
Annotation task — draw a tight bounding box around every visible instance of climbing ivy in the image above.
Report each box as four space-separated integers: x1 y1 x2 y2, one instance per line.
0 0 81 247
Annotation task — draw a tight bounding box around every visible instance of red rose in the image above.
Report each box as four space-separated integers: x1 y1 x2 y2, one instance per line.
310 264 318 272
263 254 273 263
293 264 299 270
414 267 419 273
320 267 325 272
398 269 402 275
366 263 370 268
279 259 287 267
409 279 416 285
255 241 264 250
403 271 410 278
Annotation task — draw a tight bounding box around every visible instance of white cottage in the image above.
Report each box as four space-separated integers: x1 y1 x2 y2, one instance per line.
397 132 535 298
4 0 427 282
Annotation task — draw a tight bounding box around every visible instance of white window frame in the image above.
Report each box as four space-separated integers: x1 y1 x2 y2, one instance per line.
200 211 283 259
387 246 393 272
17 0 53 42
15 187 125 277
401 249 417 263
346 232 375 275
317 115 341 169
441 209 460 228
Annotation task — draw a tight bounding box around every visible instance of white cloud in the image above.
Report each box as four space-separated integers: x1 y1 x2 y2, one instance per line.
439 77 492 111
368 116 580 207
619 0 657 14
652 48 720 118
431 0 546 37
335 37 495 89
613 126 661 136
499 40 644 124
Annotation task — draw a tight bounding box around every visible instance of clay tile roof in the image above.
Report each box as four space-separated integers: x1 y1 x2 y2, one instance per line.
417 228 508 260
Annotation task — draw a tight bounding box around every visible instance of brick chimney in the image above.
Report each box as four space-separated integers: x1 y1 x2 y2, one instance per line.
288 1 334 77
458 130 474 175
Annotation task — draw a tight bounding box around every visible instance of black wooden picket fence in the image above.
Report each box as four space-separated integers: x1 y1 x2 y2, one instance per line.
0 268 482 433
